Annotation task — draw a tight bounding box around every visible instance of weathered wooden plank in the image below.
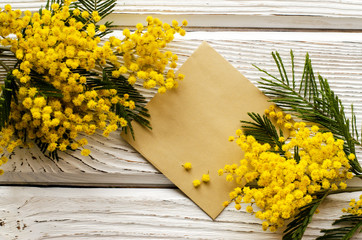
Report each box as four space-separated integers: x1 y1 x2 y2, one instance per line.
0 172 172 187
2 1 362 29
0 186 360 239
4 0 362 17
2 31 362 186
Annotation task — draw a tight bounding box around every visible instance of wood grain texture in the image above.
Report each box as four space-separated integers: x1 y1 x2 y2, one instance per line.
2 1 362 29
0 2 361 239
4 0 362 16
0 186 360 240
1 31 362 186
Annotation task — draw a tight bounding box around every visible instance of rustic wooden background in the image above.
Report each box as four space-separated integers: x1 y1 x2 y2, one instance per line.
0 1 362 239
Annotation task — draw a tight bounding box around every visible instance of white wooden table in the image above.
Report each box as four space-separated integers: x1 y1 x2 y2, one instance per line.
1 1 362 239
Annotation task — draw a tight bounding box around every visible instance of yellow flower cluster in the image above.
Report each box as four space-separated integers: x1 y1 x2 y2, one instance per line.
108 16 186 93
182 161 210 187
343 195 362 215
0 2 186 171
193 173 210 188
221 122 353 232
183 162 192 170
265 104 294 132
202 174 210 183
193 179 201 188
0 5 30 45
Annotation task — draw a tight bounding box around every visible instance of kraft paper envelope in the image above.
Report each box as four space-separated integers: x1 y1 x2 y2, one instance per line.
122 41 273 219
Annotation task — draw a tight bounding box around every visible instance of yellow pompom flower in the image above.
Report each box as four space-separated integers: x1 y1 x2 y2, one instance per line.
183 162 192 170
136 23 143 30
158 86 166 94
73 8 80 16
172 20 178 27
311 125 319 132
193 179 201 188
51 3 59 11
226 174 234 182
146 16 153 23
81 149 91 156
246 206 253 213
202 174 210 183
348 153 356 160
4 4 12 12
99 25 106 32
81 11 89 18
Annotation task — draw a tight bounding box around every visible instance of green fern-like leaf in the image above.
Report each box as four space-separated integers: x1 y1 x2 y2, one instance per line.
44 0 62 10
316 214 362 240
44 0 117 38
72 0 116 19
73 66 150 137
283 192 328 240
255 51 362 174
241 112 283 153
0 72 18 131
0 48 18 131
29 71 63 98
70 0 117 38
87 66 151 137
0 60 11 73
34 138 60 161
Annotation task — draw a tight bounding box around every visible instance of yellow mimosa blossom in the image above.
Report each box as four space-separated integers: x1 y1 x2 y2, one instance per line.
222 121 352 232
183 162 192 170
343 195 362 216
193 179 201 188
0 1 186 173
202 174 210 183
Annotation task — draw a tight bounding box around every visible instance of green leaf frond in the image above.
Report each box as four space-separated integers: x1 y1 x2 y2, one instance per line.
72 0 116 20
316 214 362 240
45 0 117 38
85 66 150 138
254 50 362 174
45 0 63 10
71 0 117 38
34 138 60 161
351 104 359 142
30 71 63 98
241 112 284 153
0 72 18 131
0 60 11 73
104 67 150 135
0 47 17 73
95 20 115 38
283 192 328 240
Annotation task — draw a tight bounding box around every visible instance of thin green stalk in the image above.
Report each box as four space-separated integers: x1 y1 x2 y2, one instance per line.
328 187 362 196
0 60 10 72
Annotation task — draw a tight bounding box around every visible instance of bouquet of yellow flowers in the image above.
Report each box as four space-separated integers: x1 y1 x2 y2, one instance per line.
0 0 186 172
221 52 362 239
